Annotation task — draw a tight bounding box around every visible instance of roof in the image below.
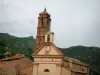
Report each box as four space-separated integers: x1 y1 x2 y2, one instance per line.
45 31 54 35
63 56 89 66
0 55 25 61
0 54 32 69
39 8 50 16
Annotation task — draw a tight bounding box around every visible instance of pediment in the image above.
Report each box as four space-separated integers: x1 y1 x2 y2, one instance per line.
33 43 64 56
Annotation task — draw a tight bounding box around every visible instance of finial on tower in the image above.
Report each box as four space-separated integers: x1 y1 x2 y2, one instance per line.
44 5 46 12
39 6 50 16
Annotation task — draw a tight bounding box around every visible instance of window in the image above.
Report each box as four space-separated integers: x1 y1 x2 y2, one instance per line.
82 69 84 71
44 69 49 72
41 17 43 26
42 22 43 26
47 35 50 42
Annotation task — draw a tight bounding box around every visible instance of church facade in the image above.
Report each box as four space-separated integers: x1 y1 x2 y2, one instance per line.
32 8 89 75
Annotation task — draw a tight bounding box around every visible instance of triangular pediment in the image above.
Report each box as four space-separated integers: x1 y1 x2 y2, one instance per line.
33 43 64 56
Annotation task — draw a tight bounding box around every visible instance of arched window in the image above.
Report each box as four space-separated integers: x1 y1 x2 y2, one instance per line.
47 35 50 42
44 69 49 72
41 17 43 26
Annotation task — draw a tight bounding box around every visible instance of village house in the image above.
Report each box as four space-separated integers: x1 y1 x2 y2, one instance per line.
0 53 32 75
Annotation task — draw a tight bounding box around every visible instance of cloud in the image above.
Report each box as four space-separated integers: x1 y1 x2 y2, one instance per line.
0 0 100 48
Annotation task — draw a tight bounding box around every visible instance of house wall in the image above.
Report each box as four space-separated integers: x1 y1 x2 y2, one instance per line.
33 57 62 75
80 66 88 73
19 66 33 75
72 64 81 70
72 63 88 73
0 64 16 75
61 67 71 75
33 63 62 75
2 57 32 68
63 61 72 68
0 57 32 75
63 60 88 74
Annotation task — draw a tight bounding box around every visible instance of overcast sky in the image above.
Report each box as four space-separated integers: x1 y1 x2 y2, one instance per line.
0 0 100 48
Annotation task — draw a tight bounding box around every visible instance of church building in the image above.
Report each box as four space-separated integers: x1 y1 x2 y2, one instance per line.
32 8 89 75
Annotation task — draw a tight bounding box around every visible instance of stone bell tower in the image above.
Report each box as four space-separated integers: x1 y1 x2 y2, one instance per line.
36 8 51 49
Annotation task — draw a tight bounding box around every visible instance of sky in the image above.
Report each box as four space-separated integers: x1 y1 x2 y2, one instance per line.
0 0 100 48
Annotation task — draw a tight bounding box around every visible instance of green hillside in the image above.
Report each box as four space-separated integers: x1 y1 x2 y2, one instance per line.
0 33 36 59
60 46 100 75
0 33 100 75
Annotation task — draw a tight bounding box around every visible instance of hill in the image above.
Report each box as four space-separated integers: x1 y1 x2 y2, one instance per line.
0 33 36 59
0 33 100 75
60 46 100 75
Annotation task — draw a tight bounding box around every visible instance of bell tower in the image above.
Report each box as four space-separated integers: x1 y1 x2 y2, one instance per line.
36 8 51 49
